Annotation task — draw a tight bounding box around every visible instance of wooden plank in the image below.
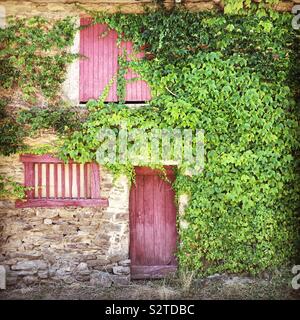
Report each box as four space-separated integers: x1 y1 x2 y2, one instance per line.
38 163 42 199
76 163 81 198
90 163 100 199
131 265 177 280
165 175 177 266
144 174 155 266
45 163 50 199
88 18 93 101
69 163 73 198
84 163 88 199
80 17 87 103
135 174 145 266
135 166 174 176
15 198 109 208
20 154 67 163
54 163 58 199
154 175 165 265
24 162 35 199
61 163 65 199
129 178 137 267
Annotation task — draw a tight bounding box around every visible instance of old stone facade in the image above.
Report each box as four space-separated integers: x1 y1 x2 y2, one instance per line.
0 134 131 287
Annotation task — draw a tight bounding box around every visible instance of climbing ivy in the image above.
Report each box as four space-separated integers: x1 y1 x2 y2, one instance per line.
17 105 83 135
0 16 78 102
0 98 26 156
223 0 280 14
0 175 26 200
61 9 300 275
0 17 79 158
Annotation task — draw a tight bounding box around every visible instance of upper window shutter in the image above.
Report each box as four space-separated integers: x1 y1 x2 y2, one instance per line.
80 18 118 102
79 18 151 103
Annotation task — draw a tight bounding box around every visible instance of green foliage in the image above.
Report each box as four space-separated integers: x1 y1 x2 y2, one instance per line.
223 0 280 14
94 9 297 86
170 52 300 274
0 16 78 102
0 98 26 156
0 17 79 156
0 175 26 199
22 144 60 156
60 99 166 179
60 9 300 275
17 105 84 135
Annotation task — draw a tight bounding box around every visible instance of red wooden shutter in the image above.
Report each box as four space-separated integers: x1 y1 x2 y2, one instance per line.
15 154 108 208
79 19 151 102
80 18 118 102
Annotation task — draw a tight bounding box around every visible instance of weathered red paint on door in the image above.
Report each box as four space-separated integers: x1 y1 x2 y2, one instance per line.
79 19 151 102
129 167 177 279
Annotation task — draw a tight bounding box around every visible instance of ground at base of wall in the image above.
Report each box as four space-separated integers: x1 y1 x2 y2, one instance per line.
0 271 299 300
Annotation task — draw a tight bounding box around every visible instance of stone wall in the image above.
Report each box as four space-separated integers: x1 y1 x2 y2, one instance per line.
0 134 131 287
0 1 217 18
0 0 298 19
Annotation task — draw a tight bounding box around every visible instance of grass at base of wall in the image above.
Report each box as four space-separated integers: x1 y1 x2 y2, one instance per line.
0 267 299 300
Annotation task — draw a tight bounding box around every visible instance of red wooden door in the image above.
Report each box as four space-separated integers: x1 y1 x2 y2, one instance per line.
129 166 177 279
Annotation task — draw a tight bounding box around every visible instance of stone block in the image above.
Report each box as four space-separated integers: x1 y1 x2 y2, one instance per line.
11 260 48 271
6 275 17 286
81 254 97 261
109 254 128 263
23 276 37 285
44 218 52 225
13 270 37 276
75 262 89 273
90 271 112 287
87 258 110 268
73 262 90 281
0 265 6 289
58 210 77 219
112 275 130 286
62 275 76 284
3 258 18 265
38 271 49 279
113 266 130 275
36 209 59 219
118 259 131 267
94 264 115 273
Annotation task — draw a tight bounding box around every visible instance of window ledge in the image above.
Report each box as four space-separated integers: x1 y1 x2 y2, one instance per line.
15 198 109 208
78 103 150 109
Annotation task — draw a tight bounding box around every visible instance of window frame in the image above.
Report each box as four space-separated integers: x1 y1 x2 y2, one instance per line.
15 154 108 208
